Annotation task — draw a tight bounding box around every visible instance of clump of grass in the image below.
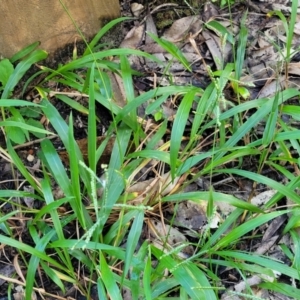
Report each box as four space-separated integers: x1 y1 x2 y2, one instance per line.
0 0 300 298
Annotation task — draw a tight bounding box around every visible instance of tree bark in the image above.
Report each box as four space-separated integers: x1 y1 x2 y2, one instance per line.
0 0 120 58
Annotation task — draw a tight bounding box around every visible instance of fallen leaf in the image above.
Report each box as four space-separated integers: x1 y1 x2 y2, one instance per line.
120 24 145 49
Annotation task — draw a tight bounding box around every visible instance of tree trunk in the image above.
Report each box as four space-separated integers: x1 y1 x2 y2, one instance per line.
0 0 120 58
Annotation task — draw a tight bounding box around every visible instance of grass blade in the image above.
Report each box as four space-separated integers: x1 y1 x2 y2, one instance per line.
99 252 122 300
2 49 47 99
123 211 144 281
170 89 197 179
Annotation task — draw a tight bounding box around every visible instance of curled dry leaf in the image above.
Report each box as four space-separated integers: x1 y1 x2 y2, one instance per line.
58 136 121 172
107 71 129 108
251 189 277 207
145 14 158 45
148 219 194 257
120 24 145 49
288 62 300 76
127 172 180 205
0 264 15 286
23 186 35 208
130 3 144 17
203 2 219 22
202 30 230 70
161 16 203 43
168 200 207 230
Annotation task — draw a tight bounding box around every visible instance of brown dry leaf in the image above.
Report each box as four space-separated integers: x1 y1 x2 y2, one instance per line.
58 136 116 168
169 200 207 230
256 76 300 99
161 16 203 43
203 2 219 22
234 275 271 296
13 285 37 300
0 264 15 286
202 30 230 70
145 14 158 45
127 172 180 205
251 190 277 207
293 15 300 35
288 62 300 76
120 24 145 49
148 219 194 257
108 71 130 108
130 3 144 17
23 186 35 208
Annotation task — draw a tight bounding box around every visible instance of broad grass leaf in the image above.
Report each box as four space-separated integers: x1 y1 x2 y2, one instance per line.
191 82 215 138
290 229 300 270
40 261 66 293
55 49 162 74
97 278 108 300
123 211 144 282
40 98 93 203
259 282 300 299
0 120 52 136
50 240 126 260
211 89 300 163
214 250 300 280
88 63 97 173
218 169 300 206
95 70 113 100
143 246 152 300
40 139 72 197
145 119 168 150
120 55 135 103
120 56 138 133
100 252 122 300
215 210 288 249
7 139 41 193
203 89 300 133
115 85 193 124
33 197 69 222
40 98 70 149
0 99 41 107
2 49 47 99
84 17 132 55
235 12 248 80
163 191 263 213
39 172 73 273
93 127 131 232
0 235 67 270
147 32 191 71
262 92 278 146
170 89 197 179
55 94 89 115
0 211 19 234
103 210 137 244
152 246 217 299
128 150 177 165
0 190 42 200
206 20 234 44
10 41 40 63
5 125 26 144
26 118 46 138
145 94 169 115
25 228 60 300
68 115 86 229
151 278 180 298
0 59 14 86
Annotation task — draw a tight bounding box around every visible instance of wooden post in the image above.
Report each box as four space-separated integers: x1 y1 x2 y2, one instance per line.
0 0 120 58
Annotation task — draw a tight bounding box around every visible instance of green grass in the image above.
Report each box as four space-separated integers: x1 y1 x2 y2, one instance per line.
0 0 300 299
